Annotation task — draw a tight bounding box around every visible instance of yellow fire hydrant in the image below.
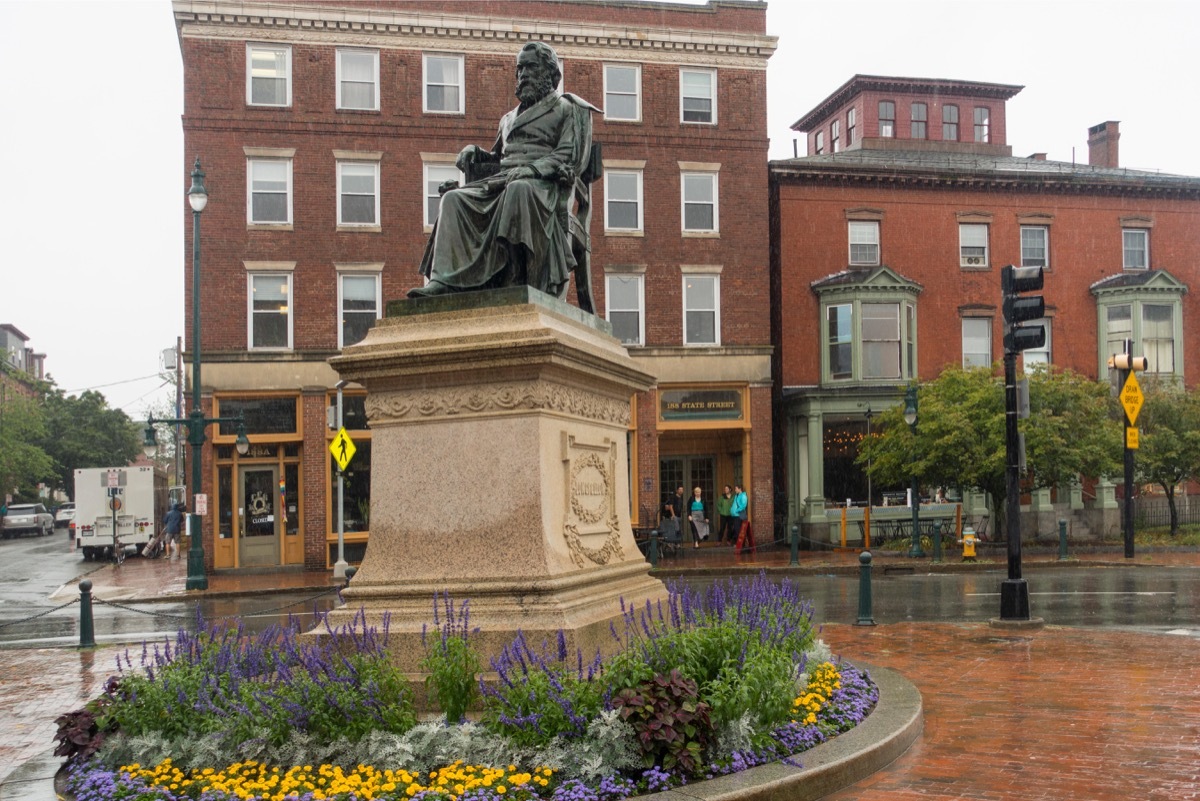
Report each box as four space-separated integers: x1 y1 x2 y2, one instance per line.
959 526 978 562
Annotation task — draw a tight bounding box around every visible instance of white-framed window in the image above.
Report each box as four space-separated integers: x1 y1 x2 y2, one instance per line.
683 274 720 345
247 158 292 225
424 163 462 228
814 131 825 155
848 221 880 266
247 44 291 106
974 107 990 143
831 120 841 153
248 273 292 350
962 318 992 369
1022 319 1051 373
1123 228 1149 270
847 107 856 146
606 274 644 346
960 223 988 267
680 68 716 124
337 48 379 111
605 170 643 232
681 172 718 233
338 273 381 349
423 54 464 114
1021 226 1049 268
604 64 641 121
337 162 379 227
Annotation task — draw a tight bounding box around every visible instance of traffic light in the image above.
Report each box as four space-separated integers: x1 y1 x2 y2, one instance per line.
1108 354 1147 371
1001 265 1045 353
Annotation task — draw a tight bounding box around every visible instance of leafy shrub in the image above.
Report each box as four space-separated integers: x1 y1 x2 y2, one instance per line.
613 670 714 775
99 609 415 756
421 593 482 722
482 631 605 748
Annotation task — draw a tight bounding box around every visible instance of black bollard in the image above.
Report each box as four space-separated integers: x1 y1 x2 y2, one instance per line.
855 551 876 626
648 529 659 568
789 524 800 566
932 520 943 564
79 579 96 649
1058 519 1068 561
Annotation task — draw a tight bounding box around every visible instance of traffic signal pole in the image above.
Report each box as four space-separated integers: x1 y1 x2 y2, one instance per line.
999 265 1045 621
1001 347 1029 619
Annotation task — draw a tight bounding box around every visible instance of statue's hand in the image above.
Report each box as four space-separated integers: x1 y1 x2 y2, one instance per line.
456 145 486 173
506 165 537 183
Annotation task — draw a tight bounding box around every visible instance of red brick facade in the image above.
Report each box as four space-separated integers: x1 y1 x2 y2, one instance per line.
175 0 776 570
772 75 1200 534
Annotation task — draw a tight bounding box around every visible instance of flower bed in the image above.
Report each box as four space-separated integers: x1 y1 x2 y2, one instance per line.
56 575 878 801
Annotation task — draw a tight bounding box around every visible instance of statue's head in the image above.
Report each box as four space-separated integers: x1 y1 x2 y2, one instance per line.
516 41 561 105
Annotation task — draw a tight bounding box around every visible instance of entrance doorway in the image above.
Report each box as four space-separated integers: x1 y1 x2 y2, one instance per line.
660 455 716 511
239 466 280 567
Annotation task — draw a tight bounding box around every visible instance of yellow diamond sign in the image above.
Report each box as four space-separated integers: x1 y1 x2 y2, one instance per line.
1120 371 1144 426
329 427 357 471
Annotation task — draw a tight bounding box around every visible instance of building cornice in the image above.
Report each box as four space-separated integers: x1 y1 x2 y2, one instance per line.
173 1 777 69
769 159 1200 200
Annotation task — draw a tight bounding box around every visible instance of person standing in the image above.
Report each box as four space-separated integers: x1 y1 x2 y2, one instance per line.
716 485 734 544
730 484 749 550
163 502 185 560
669 486 688 545
688 487 709 549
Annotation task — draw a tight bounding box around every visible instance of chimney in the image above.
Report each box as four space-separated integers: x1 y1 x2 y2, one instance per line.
1028 153 1047 161
1088 121 1120 168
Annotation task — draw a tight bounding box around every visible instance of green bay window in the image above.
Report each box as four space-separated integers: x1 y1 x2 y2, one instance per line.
815 267 921 385
1093 270 1186 381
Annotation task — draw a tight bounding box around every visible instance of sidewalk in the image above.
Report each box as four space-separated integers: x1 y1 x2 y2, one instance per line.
4 544 1199 796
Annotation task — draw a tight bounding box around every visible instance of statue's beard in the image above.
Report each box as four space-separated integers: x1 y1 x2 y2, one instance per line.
516 73 555 106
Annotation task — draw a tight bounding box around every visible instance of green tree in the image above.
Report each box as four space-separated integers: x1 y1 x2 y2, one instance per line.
1135 379 1200 536
39 390 141 498
0 389 55 501
858 366 1121 537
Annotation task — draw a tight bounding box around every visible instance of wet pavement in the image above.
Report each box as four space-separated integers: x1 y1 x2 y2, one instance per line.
2 541 1199 796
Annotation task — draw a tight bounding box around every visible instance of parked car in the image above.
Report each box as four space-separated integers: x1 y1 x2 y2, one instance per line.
55 502 76 530
2 503 54 538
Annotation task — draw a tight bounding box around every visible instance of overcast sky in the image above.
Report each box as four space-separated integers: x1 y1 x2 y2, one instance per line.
2 0 1197 419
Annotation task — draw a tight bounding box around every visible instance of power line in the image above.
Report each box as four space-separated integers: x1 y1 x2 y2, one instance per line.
61 373 166 394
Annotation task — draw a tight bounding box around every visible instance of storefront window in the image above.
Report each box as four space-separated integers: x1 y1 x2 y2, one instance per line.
217 396 298 435
331 441 372 532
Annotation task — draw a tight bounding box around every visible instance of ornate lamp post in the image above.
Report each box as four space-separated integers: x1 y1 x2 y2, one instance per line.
141 158 247 590
903 384 925 558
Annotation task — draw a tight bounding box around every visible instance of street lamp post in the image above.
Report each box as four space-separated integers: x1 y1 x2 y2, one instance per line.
141 158 246 590
903 385 925 558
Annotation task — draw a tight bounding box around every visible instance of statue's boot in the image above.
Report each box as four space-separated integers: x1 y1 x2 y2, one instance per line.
406 280 455 299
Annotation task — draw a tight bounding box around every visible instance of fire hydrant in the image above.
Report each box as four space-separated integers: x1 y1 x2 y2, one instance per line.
959 526 978 562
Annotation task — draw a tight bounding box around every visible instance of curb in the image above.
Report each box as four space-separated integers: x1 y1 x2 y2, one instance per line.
0 666 922 801
644 665 922 801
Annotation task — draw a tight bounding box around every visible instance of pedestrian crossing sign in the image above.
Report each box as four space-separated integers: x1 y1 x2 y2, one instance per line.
329 427 357 471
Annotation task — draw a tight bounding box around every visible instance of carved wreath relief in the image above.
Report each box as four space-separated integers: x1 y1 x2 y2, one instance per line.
563 435 624 568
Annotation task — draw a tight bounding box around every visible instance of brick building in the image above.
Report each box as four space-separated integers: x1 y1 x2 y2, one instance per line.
771 75 1199 539
172 0 776 570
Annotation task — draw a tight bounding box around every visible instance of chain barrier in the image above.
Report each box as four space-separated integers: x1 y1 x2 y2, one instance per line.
90 585 344 626
0 597 80 630
1 584 344 636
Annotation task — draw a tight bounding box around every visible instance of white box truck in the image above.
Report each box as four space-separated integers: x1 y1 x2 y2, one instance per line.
74 466 170 561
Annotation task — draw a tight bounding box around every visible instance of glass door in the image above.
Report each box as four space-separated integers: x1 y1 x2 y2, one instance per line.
239 466 280 567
